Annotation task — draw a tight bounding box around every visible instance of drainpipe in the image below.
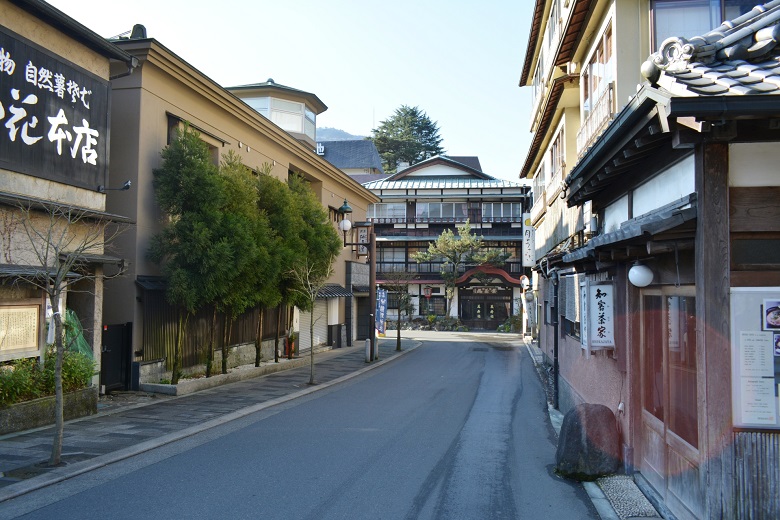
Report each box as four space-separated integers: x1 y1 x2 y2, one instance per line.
551 270 560 410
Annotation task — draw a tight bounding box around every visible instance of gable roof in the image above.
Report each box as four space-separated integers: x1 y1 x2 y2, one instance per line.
642 1 780 96
388 155 493 181
318 140 384 173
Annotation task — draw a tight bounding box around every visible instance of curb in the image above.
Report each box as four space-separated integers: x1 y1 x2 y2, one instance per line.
0 341 421 503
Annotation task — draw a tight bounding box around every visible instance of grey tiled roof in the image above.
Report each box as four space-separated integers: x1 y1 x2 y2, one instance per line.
318 140 384 173
642 1 780 96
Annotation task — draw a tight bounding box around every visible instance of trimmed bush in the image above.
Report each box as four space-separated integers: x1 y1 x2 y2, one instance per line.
0 350 95 408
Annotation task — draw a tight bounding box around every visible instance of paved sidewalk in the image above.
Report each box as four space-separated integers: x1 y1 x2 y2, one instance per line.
0 339 415 502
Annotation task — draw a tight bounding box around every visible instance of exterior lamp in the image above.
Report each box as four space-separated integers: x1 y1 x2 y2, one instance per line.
97 180 132 193
423 286 433 299
628 262 654 288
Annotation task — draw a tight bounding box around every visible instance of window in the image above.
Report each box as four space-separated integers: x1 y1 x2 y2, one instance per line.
415 203 467 221
652 1 755 49
368 203 406 219
582 24 613 119
481 203 523 220
551 129 565 179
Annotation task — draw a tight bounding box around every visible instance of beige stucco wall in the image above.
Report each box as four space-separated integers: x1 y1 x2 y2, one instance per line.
102 39 376 352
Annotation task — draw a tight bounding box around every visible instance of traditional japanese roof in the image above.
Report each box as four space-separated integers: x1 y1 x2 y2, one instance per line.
316 284 353 299
642 1 780 96
363 177 524 192
387 156 493 181
318 140 385 174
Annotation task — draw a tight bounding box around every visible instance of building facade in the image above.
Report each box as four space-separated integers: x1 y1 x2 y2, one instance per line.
521 1 780 518
102 30 376 385
363 156 531 332
0 0 135 384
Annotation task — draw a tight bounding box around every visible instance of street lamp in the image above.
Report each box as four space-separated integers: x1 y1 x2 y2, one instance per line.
338 199 377 362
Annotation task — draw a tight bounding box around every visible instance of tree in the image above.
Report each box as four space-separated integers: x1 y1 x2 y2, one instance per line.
412 220 508 318
9 201 125 466
214 151 277 374
286 174 342 384
148 124 227 382
255 170 304 362
369 105 445 174
380 270 417 351
286 256 335 385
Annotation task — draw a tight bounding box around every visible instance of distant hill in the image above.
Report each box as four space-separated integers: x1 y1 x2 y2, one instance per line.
317 127 365 141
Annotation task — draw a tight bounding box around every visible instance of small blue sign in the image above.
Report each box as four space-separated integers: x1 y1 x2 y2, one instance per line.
376 288 388 333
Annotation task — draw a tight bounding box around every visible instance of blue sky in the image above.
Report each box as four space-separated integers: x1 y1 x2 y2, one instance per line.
47 0 533 182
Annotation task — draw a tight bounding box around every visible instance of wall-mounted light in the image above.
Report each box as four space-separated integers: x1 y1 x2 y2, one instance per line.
97 180 131 193
628 261 654 287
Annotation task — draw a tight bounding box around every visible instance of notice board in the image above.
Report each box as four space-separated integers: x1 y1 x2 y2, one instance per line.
730 287 780 429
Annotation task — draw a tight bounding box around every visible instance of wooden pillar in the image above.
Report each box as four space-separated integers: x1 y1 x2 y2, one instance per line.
694 142 733 518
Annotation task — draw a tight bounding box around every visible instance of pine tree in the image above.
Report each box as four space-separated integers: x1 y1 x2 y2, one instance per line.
370 105 445 174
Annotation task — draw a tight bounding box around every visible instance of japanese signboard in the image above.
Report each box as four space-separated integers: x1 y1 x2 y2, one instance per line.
580 280 615 355
356 224 369 256
0 305 40 362
0 26 110 190
375 288 387 334
522 213 535 267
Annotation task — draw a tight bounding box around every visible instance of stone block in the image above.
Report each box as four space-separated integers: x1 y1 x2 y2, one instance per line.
555 403 619 480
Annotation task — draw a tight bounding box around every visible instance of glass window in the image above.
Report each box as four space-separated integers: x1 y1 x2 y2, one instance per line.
667 295 698 448
582 24 613 118
482 203 493 218
642 291 698 449
643 295 664 422
653 1 756 49
416 203 429 219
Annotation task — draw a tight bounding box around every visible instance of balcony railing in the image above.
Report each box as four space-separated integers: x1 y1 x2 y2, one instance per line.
576 82 615 157
368 216 523 225
376 260 526 277
374 226 523 238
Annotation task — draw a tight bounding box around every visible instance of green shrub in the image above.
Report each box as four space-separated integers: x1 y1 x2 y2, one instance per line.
0 349 95 408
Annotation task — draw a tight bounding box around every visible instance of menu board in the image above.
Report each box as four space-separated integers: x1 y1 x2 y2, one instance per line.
731 288 780 429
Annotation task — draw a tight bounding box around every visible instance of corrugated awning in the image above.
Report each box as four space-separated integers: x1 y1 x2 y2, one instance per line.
317 284 353 299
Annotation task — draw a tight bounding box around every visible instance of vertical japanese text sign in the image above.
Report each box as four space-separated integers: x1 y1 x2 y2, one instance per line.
522 213 535 267
375 288 388 334
580 280 615 354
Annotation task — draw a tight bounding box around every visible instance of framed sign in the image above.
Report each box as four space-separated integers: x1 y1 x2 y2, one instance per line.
730 287 780 429
580 280 615 357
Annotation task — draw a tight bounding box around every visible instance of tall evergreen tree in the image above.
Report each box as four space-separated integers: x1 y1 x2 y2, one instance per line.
369 105 445 174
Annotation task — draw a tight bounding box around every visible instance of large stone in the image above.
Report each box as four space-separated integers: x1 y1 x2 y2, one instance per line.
555 403 619 480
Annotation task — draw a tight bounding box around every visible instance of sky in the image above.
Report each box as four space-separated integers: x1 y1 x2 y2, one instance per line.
46 0 534 182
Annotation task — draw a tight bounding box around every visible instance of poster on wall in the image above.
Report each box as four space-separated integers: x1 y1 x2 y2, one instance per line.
580 280 615 358
730 288 780 430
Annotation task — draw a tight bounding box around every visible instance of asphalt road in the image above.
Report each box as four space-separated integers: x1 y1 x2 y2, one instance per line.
2 335 596 520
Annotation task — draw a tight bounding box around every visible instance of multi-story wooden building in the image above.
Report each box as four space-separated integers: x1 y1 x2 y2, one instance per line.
521 1 780 518
363 156 531 332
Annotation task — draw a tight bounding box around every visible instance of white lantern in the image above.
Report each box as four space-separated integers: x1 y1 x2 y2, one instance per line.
628 262 654 287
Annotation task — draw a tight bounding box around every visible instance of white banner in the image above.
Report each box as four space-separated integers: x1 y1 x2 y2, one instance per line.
522 213 535 267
